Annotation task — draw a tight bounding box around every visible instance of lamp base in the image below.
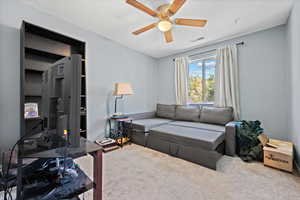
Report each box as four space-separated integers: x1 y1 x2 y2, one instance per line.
111 113 129 119
112 112 123 117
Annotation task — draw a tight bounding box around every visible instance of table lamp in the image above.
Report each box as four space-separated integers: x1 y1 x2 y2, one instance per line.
113 83 133 116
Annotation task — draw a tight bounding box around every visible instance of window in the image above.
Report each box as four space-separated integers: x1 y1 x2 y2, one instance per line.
188 56 216 104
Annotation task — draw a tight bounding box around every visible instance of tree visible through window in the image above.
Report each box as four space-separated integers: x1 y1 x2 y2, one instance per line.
188 56 216 103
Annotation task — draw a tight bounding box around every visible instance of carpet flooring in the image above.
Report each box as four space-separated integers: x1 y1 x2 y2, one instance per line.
76 144 300 200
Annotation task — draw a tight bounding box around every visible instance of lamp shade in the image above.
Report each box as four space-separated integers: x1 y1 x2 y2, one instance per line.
114 83 134 96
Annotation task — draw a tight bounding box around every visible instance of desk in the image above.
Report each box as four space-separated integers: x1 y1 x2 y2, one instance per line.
17 136 103 200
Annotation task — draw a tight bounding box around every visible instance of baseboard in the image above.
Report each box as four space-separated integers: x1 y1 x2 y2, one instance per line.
294 161 300 175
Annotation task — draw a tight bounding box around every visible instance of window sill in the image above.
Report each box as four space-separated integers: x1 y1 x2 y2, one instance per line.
188 103 214 106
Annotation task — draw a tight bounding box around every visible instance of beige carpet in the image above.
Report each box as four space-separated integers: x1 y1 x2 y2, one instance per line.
76 144 300 200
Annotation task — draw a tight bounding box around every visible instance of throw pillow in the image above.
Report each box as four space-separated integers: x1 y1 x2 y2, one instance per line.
175 105 200 122
156 104 176 119
200 106 233 125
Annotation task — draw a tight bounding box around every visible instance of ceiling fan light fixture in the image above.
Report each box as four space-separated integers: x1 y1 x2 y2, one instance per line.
127 0 207 43
157 20 172 32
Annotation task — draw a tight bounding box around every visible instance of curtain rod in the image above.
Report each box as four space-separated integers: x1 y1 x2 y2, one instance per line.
172 41 245 61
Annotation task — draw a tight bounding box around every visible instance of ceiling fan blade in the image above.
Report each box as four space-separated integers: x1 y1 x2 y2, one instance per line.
132 23 157 35
175 18 207 27
126 0 157 17
164 30 173 43
168 0 186 14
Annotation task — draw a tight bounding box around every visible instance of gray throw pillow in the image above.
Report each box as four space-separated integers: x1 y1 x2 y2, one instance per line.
200 106 233 125
175 105 200 122
156 104 176 119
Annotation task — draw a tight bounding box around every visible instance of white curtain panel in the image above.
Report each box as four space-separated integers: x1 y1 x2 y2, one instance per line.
174 57 189 105
215 45 241 120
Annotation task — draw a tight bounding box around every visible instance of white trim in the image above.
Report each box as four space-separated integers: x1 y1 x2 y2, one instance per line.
188 103 214 107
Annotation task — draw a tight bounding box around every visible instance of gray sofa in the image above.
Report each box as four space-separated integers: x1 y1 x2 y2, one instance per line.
127 104 236 170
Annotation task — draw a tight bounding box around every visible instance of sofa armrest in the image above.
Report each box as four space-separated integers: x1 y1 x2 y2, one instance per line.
127 112 156 120
225 121 237 156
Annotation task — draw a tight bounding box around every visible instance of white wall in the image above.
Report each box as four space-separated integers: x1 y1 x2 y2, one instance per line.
157 25 289 140
0 0 158 150
287 1 300 162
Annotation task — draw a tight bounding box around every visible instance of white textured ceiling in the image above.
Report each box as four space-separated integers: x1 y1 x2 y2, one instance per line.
20 0 293 58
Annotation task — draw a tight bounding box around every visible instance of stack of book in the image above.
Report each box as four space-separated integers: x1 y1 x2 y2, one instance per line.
95 138 119 153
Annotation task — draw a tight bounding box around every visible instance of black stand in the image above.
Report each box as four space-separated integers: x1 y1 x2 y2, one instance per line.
16 136 103 200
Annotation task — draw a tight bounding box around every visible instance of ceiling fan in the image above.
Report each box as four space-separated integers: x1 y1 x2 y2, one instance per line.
126 0 207 43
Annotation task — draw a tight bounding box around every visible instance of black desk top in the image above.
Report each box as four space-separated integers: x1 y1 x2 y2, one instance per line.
23 167 93 200
19 135 102 159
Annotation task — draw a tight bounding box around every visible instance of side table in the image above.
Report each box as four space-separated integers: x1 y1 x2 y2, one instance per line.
108 117 133 146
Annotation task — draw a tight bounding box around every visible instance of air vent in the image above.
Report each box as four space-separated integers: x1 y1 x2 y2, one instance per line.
191 37 205 42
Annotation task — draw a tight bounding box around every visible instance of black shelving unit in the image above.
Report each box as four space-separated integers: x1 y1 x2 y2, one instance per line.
20 21 87 139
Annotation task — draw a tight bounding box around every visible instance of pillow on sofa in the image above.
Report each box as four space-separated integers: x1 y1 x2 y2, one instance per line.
199 106 233 125
156 104 176 119
175 105 200 122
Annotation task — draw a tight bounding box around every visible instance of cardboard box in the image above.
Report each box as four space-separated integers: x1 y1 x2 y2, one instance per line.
263 139 293 172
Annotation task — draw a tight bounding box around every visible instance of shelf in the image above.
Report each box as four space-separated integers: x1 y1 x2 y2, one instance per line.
25 117 42 121
24 88 42 97
25 32 71 57
25 53 54 72
25 68 44 73
25 47 65 61
24 22 85 48
25 95 42 98
24 83 42 97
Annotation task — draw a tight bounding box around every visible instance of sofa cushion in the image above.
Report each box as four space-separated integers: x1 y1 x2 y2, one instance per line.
175 105 200 122
131 118 173 132
156 104 176 119
149 124 225 151
169 121 225 133
200 106 233 125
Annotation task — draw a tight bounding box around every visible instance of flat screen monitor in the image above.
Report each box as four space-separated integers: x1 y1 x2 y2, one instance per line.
40 54 82 148
23 54 82 152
